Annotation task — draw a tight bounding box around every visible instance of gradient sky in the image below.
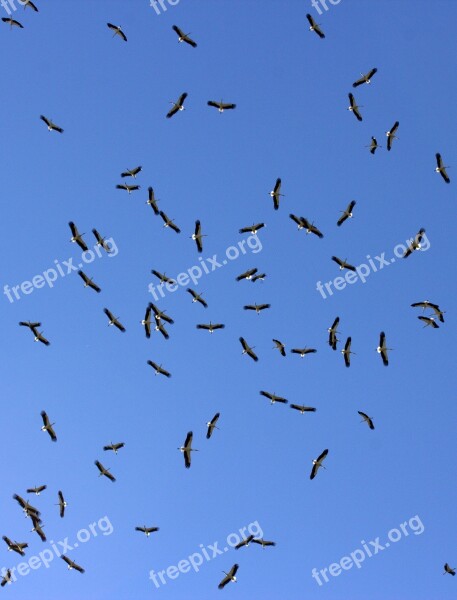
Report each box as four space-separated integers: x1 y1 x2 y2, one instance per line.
1 1 456 599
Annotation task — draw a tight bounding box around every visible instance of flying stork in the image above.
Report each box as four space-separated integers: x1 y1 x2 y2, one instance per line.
121 166 142 178
23 0 39 11
306 13 325 38
243 303 271 314
337 201 356 227
301 218 324 238
1 570 12 587
2 16 23 28
147 360 171 378
444 563 456 576
147 187 160 214
328 316 340 350
348 93 363 122
141 304 154 338
187 288 208 308
260 391 288 405
435 153 450 183
418 316 439 329
341 336 354 367
310 449 328 480
103 442 125 454
218 564 239 589
206 413 220 439
358 411 375 430
151 270 176 285
367 136 381 154
61 555 85 573
376 331 391 366
2 537 28 557
236 268 258 282
352 68 378 87
30 514 46 542
291 347 317 358
252 538 276 548
92 229 113 253
386 121 399 151
159 210 181 233
103 308 126 332
56 491 67 518
166 93 188 118
252 272 266 282
272 339 286 356
78 270 101 293
172 25 197 47
289 214 306 230
239 337 258 361
191 220 205 252
40 411 57 442
332 256 356 272
19 321 50 346
239 223 265 235
234 535 254 550
69 221 88 251
107 22 127 41
95 460 116 482
135 526 160 536
269 178 283 210
207 100 236 113
196 322 225 334
403 228 426 258
116 183 140 194
290 404 316 414
26 485 47 496
178 431 198 468
151 303 174 324
40 115 63 132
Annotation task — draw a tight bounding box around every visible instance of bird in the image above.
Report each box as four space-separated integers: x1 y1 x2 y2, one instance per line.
147 360 171 378
135 526 159 537
172 25 197 47
92 229 113 253
352 67 378 87
306 13 325 38
403 228 426 258
191 220 205 252
260 391 288 405
418 316 439 329
69 221 88 251
239 337 258 361
40 411 57 442
2 537 28 557
206 413 220 439
196 322 225 334
332 256 356 272
107 22 127 41
159 210 181 233
150 303 175 324
166 93 188 118
251 538 276 548
103 308 126 332
207 100 236 113
178 432 198 468
337 201 356 227
95 460 116 482
236 267 258 281
300 218 324 238
218 564 239 589
341 337 354 367
56 491 67 518
141 304 154 338
26 485 47 496
61 555 85 573
367 136 381 154
310 449 328 480
376 331 391 366
348 93 363 121
411 301 445 323
243 303 271 314
30 514 46 542
23 0 39 10
291 347 317 358
386 121 399 151
239 223 265 235
187 288 208 308
435 153 450 183
151 270 176 285
103 442 125 454
1 570 12 587
328 317 340 350
444 563 456 576
290 404 316 413
358 411 375 430
234 535 254 549
121 166 142 178
269 178 283 210
40 115 63 132
155 321 170 340
78 270 101 293
146 187 160 214
289 214 307 230
31 325 50 346
272 339 286 356
116 183 140 194
2 17 23 28
251 273 266 282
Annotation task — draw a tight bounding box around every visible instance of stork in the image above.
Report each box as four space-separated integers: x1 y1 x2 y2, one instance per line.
291 347 317 358
69 221 88 251
290 404 316 413
332 256 356 272
367 136 381 154
2 537 27 557
147 360 171 378
40 115 63 132
159 210 181 233
234 535 254 549
92 229 113 253
300 218 324 238
56 491 67 518
121 166 142 178
310 449 328 480
444 563 456 576
2 17 23 28
239 223 265 235
269 178 283 210
403 228 426 258
61 555 85 573
341 337 354 367
26 485 47 496
306 13 325 38
135 526 160 536
191 220 205 252
352 68 378 87
103 442 125 454
103 308 126 332
358 411 375 430
337 201 356 227
348 93 363 121
207 100 236 113
328 316 340 350
260 391 287 405
95 460 116 482
206 413 220 439
166 93 188 118
141 304 154 338
147 187 160 214
78 270 101 293
107 22 127 41
218 564 239 589
435 153 450 183
239 336 258 361
236 268 258 282
172 25 197 47
243 303 271 314
272 339 286 356
252 538 276 548
376 331 391 366
178 432 198 468
116 183 140 194
40 411 57 442
187 288 208 308
386 121 399 151
411 301 445 323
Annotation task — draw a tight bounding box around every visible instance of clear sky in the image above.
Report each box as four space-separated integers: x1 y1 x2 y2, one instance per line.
1 0 456 598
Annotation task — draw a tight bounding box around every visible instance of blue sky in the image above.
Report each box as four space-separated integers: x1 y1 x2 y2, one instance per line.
1 0 456 598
